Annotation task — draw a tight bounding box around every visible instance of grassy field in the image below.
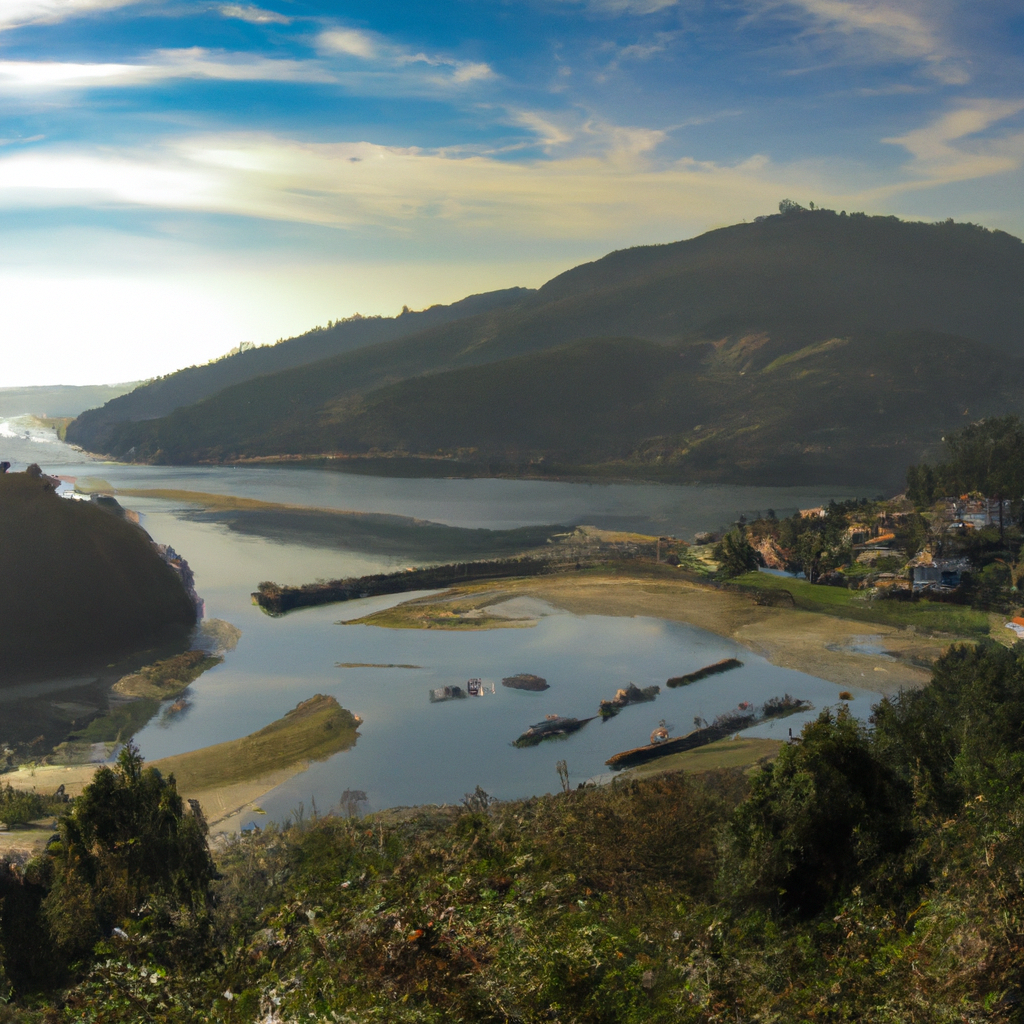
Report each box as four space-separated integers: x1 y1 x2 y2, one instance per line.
151 694 360 792
625 736 783 778
729 571 991 635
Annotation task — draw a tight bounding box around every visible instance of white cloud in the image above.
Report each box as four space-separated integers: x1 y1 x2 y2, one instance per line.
0 0 141 31
0 130 791 241
0 49 336 90
219 4 291 25
551 0 679 14
318 29 377 59
316 27 496 87
883 99 1024 184
753 0 969 83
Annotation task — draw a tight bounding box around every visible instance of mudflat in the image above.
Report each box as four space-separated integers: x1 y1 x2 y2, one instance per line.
361 571 951 693
4 695 362 836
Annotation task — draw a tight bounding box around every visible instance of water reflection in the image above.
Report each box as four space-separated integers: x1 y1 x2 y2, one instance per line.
2 428 886 819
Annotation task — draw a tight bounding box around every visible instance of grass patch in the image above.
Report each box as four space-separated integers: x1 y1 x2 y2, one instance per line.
113 650 222 700
731 572 990 636
626 736 784 778
151 694 360 791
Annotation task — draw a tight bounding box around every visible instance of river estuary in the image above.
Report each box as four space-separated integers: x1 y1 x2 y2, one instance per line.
2 415 881 820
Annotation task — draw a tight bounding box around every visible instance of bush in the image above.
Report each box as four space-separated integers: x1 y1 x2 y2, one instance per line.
0 784 45 826
42 742 214 960
714 528 761 577
724 706 912 914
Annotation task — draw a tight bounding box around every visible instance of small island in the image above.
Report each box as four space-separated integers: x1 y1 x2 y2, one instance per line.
502 673 549 691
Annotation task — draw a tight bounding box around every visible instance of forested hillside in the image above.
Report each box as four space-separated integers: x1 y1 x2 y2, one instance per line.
65 287 533 453
75 209 1024 486
0 469 196 681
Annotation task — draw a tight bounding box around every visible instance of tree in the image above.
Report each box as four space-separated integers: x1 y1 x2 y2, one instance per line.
713 528 760 576
905 463 937 507
724 707 912 914
42 742 213 959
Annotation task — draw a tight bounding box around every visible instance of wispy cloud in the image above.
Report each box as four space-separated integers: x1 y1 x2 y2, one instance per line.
883 99 1024 183
551 0 679 15
0 129 795 241
0 50 336 89
0 0 142 32
219 4 291 26
318 29 377 59
317 27 497 86
752 0 969 83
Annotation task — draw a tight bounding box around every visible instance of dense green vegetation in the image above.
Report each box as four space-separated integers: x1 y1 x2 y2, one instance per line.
0 470 197 682
66 289 533 453
729 570 992 634
0 784 66 828
83 211 1024 487
5 642 1024 1020
908 415 1024 507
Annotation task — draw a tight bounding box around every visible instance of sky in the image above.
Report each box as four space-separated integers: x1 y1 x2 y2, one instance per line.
0 0 1022 386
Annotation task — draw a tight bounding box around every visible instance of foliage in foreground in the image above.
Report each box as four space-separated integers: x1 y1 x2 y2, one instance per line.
5 643 1024 1021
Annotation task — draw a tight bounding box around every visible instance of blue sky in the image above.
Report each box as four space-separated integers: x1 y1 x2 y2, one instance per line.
1 0 1022 385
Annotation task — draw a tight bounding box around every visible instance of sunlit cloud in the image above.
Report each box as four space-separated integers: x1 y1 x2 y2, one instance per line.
316 27 496 86
550 0 679 15
0 50 336 90
318 29 378 59
0 0 141 31
883 99 1024 184
751 0 969 83
219 4 291 25
0 129 823 241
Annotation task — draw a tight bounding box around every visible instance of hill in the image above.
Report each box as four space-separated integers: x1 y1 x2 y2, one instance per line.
75 210 1024 486
0 382 141 419
65 286 534 453
0 469 197 682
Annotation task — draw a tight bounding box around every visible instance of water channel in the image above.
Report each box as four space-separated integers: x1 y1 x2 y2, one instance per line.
2 417 882 818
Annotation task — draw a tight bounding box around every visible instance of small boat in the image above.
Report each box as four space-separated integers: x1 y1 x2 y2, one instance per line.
467 678 483 696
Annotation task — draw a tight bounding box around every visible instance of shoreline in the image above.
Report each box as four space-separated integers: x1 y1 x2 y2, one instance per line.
354 570 946 693
3 570 955 846
503 573 942 693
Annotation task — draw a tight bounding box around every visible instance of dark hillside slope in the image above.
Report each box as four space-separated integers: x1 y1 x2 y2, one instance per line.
264 331 1024 487
103 330 1023 488
0 472 196 681
66 287 534 453
91 212 1024 484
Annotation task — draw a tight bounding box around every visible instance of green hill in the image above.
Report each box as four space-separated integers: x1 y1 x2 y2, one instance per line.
77 210 1024 486
0 470 197 682
65 287 534 453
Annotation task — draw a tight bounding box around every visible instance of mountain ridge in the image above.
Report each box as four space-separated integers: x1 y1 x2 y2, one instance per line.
70 210 1024 487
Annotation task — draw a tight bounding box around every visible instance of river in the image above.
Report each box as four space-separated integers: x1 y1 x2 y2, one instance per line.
2 416 881 818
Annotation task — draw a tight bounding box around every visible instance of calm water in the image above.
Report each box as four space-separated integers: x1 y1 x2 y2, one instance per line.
3 420 884 818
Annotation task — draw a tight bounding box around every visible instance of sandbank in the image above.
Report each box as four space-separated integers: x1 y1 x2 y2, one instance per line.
356 572 949 693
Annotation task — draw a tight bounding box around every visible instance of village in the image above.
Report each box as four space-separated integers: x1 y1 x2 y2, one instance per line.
714 490 1024 628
